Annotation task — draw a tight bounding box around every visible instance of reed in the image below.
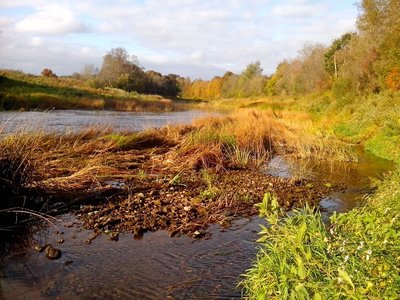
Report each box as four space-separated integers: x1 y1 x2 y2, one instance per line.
1 108 355 228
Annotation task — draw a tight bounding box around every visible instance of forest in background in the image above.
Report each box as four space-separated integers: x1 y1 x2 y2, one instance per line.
181 0 399 99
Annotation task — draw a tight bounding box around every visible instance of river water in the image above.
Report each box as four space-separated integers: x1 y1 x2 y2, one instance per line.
0 110 395 299
0 109 215 133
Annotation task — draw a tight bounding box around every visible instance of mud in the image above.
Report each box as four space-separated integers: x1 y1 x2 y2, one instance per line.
77 169 343 240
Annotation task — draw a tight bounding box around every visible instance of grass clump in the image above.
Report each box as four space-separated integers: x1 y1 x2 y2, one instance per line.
0 133 38 200
241 171 400 299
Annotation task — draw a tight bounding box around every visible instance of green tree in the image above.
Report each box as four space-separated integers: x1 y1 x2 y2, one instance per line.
98 47 144 88
241 61 263 80
324 33 354 78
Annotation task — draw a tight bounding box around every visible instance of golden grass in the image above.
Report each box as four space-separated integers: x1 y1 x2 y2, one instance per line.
1 108 355 213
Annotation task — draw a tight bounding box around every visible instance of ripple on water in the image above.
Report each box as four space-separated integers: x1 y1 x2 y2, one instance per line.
0 214 263 299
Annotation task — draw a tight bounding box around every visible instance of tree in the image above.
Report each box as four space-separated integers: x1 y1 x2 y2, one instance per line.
41 68 57 78
298 44 330 93
241 61 263 80
80 64 98 79
356 0 400 90
324 33 354 78
98 47 143 88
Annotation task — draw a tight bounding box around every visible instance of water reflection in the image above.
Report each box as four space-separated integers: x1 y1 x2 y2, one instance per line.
267 149 394 213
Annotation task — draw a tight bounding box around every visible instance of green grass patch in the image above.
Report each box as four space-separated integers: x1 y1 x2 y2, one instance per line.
241 171 400 298
365 132 400 164
0 70 176 112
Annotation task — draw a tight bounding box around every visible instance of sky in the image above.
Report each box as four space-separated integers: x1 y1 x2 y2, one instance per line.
0 0 359 79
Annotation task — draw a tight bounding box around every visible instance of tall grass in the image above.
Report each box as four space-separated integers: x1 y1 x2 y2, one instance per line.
293 90 400 163
1 108 356 227
241 169 400 299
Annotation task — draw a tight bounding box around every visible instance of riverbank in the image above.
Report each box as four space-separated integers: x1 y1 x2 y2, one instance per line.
0 70 177 112
238 93 400 298
241 168 400 299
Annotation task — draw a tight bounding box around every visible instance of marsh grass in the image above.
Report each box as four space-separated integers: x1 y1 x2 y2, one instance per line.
1 108 355 227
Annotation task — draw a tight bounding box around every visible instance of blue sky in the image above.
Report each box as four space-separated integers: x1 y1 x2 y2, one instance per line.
0 0 359 79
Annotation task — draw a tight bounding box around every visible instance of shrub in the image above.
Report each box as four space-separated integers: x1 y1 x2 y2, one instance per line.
41 68 57 78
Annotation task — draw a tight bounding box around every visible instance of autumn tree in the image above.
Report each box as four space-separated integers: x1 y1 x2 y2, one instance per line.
80 64 98 79
356 0 400 90
297 43 330 92
41 68 57 78
98 47 144 89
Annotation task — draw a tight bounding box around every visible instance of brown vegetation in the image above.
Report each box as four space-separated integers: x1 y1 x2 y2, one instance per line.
1 110 349 236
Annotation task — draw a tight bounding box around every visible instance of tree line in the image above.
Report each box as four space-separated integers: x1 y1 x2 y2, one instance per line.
181 0 400 99
44 0 398 100
68 47 182 97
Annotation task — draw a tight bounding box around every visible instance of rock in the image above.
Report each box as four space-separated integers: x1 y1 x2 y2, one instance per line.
64 260 73 266
34 244 47 252
57 239 65 244
45 245 62 260
133 226 144 239
193 230 205 239
108 232 119 241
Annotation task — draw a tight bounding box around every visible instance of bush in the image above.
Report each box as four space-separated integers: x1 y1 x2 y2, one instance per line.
41 68 57 78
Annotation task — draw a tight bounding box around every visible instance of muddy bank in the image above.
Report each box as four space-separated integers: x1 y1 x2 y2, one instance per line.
77 169 342 241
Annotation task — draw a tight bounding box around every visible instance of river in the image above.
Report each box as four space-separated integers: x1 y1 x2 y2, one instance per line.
0 109 216 133
0 109 394 299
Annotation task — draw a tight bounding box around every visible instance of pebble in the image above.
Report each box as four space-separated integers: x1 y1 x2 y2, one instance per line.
45 245 62 260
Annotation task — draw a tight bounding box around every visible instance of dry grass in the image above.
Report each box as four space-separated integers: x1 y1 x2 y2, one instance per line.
1 108 355 220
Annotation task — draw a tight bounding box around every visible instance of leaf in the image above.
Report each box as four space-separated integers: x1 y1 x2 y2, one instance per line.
297 222 307 244
313 292 322 300
338 268 355 290
296 256 306 280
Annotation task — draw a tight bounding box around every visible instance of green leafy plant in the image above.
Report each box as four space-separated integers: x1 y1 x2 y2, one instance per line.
241 172 400 299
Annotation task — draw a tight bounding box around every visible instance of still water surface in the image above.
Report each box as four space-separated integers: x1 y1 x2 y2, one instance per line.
0 110 395 299
0 109 214 133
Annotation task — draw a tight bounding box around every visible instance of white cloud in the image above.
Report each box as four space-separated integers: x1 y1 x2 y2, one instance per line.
272 3 325 18
30 37 43 46
0 0 359 78
15 4 88 35
0 0 47 8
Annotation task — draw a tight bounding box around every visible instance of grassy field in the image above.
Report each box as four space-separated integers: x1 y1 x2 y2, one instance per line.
0 70 176 112
296 91 400 164
212 91 400 164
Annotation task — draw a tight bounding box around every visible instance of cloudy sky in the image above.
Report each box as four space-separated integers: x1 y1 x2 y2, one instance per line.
0 0 359 79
